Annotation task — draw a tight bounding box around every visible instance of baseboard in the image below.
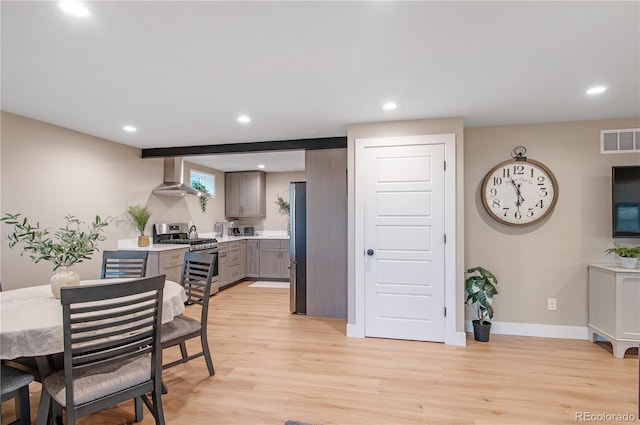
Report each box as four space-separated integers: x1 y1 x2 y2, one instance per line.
346 323 364 338
465 320 589 340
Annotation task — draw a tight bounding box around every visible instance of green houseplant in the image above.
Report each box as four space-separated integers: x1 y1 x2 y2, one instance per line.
1 213 110 298
191 181 210 213
127 205 152 247
604 243 640 269
275 192 290 235
465 266 499 342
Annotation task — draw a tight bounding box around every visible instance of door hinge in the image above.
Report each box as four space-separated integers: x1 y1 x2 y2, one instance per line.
444 234 447 244
444 161 447 171
444 307 447 317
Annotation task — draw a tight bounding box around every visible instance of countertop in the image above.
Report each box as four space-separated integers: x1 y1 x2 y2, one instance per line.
117 233 289 251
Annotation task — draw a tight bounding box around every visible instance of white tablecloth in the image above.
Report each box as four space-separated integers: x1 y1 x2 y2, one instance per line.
0 278 187 359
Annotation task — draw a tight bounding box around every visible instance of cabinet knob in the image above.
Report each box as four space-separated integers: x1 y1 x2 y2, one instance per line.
367 249 375 256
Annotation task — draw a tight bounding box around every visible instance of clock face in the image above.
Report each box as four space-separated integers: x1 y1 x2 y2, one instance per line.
481 158 558 225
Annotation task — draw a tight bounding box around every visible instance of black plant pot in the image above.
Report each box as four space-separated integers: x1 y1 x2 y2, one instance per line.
472 319 492 342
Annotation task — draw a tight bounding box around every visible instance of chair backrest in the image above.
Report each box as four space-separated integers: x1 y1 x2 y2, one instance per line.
180 252 216 322
59 275 165 416
100 250 148 279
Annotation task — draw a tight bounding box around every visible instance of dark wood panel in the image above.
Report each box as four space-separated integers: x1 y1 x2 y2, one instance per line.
305 148 348 319
141 137 347 158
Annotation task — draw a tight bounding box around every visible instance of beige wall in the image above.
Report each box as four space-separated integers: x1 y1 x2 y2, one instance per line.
465 118 640 327
347 117 466 332
1 112 158 288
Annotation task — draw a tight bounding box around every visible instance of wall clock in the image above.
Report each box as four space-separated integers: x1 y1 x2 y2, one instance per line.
481 146 559 226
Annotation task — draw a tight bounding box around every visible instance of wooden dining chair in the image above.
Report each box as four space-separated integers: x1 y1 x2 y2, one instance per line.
41 275 166 425
161 251 216 376
1 364 34 425
100 250 148 279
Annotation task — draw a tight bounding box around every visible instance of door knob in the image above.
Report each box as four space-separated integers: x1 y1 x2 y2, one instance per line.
367 249 374 256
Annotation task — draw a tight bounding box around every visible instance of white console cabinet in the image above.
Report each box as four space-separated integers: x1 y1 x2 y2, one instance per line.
588 264 640 358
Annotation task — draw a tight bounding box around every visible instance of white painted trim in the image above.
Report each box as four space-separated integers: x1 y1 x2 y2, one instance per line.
465 320 589 340
354 134 459 346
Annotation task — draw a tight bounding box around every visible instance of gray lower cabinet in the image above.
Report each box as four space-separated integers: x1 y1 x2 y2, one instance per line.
258 239 289 279
247 240 259 278
146 248 189 283
218 243 229 287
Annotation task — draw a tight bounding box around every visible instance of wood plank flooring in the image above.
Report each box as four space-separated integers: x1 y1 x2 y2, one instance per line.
2 280 638 425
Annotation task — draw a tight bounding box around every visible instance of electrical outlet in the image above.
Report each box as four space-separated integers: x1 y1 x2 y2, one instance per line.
547 298 557 311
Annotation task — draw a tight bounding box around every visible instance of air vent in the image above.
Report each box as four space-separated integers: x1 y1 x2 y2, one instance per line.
600 128 640 154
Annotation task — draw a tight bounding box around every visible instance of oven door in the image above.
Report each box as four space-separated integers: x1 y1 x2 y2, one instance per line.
198 248 219 295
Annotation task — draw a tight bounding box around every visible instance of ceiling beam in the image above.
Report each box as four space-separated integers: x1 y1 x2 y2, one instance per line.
141 136 347 158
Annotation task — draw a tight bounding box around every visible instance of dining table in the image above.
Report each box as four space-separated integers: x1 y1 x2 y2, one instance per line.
0 277 187 425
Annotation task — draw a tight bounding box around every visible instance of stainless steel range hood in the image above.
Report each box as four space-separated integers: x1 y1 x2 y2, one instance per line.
152 158 204 197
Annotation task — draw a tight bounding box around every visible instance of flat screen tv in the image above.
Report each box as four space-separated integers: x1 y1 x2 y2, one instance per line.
612 165 640 237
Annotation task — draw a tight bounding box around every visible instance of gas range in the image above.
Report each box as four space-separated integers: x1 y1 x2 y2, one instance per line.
153 223 218 252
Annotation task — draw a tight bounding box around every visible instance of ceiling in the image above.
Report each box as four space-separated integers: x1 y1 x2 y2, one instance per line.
2 1 638 172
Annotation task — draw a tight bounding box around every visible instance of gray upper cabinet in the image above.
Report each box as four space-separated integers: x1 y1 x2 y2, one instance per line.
225 171 266 217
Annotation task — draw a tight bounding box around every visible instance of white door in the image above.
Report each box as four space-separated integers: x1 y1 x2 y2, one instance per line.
363 143 446 342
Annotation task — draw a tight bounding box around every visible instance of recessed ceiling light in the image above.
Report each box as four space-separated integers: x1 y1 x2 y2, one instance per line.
123 125 137 133
57 1 90 17
586 86 607 95
237 115 251 124
257 164 265 169
382 102 397 110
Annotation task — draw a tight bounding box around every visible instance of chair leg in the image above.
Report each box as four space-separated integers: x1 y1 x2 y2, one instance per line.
152 389 166 425
36 387 52 425
16 385 31 425
201 335 215 376
135 397 143 422
179 342 188 360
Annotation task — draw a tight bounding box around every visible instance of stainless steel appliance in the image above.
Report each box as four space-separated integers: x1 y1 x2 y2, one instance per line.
153 223 219 294
289 182 306 314
214 221 230 237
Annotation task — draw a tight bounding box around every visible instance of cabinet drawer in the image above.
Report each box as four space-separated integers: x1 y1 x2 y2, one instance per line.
229 264 241 282
259 239 287 249
228 241 241 252
217 242 228 253
159 249 186 268
228 251 241 267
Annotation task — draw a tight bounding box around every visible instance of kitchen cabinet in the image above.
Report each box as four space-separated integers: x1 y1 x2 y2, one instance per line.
218 243 229 288
146 247 189 283
240 240 247 279
247 240 259 278
227 240 242 286
258 239 289 279
588 264 640 358
225 171 266 217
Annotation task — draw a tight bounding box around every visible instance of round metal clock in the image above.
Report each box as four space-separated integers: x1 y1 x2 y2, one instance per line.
481 147 558 226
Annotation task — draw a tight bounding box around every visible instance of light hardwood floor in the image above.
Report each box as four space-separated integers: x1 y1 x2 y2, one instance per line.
2 281 638 425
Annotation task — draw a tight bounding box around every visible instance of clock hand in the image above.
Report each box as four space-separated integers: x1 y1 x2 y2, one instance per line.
510 178 525 206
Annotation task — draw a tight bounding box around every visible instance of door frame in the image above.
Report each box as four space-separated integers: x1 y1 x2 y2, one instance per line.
352 134 459 345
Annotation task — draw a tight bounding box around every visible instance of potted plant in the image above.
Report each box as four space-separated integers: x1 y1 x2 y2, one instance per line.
275 192 290 234
0 213 110 298
191 181 210 213
604 243 640 269
127 205 152 247
465 266 499 342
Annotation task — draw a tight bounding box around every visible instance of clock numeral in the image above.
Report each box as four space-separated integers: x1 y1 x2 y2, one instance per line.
502 168 510 178
493 177 503 186
527 208 535 217
489 188 497 196
514 210 522 220
530 168 534 178
513 164 525 175
492 199 501 208
539 187 548 197
536 199 544 209
502 208 509 217
537 176 545 185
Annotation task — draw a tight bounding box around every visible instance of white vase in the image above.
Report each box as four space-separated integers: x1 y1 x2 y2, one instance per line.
50 266 80 298
620 257 638 269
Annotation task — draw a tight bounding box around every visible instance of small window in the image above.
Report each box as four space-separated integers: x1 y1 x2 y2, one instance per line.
190 170 215 197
